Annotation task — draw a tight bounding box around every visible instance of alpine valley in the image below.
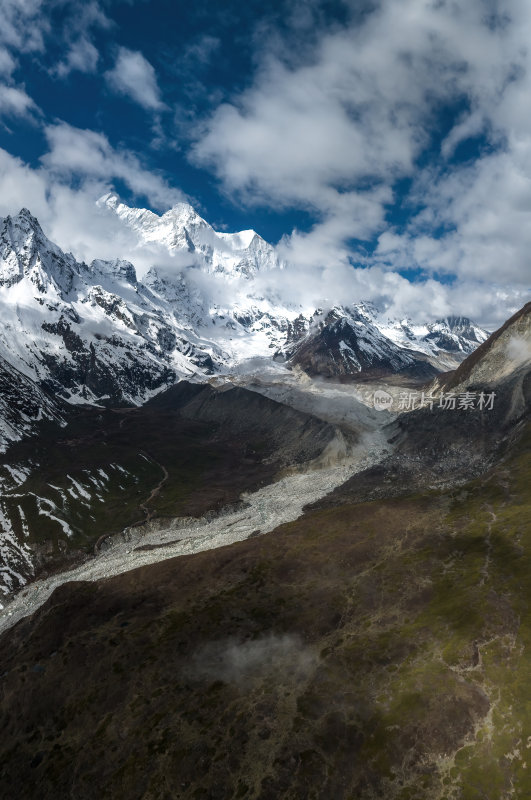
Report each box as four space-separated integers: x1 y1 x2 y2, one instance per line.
0 198 530 800
0 198 493 595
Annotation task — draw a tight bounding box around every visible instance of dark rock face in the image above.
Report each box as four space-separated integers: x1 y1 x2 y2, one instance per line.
179 384 339 465
440 301 531 392
315 314 531 510
423 316 488 353
285 313 310 346
0 210 77 292
156 326 177 352
0 356 64 448
424 330 463 352
38 317 176 406
285 309 437 381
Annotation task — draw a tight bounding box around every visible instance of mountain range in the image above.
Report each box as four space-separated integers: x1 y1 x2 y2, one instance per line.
0 198 489 450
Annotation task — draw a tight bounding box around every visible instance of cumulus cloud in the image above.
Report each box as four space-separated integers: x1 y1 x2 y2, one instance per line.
41 122 183 209
0 85 37 118
0 141 525 329
0 0 109 71
0 0 49 54
55 37 100 78
0 0 47 120
0 49 15 78
0 144 188 278
0 0 108 116
53 1 110 77
253 250 526 330
191 0 531 303
0 0 528 331
373 145 531 287
105 47 166 111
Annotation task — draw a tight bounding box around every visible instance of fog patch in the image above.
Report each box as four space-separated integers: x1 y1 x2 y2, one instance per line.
188 633 319 684
507 336 531 365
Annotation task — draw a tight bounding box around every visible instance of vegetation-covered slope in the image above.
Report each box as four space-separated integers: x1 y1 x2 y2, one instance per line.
0 422 529 799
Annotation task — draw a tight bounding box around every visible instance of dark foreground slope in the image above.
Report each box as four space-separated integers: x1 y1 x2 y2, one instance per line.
0 422 529 799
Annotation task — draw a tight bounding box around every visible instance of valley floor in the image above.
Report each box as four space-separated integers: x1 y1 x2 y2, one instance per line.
0 421 390 637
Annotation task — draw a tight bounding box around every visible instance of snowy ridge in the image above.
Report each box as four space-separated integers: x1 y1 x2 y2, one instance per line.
0 353 65 452
0 202 489 429
99 193 281 277
0 207 220 411
378 311 489 368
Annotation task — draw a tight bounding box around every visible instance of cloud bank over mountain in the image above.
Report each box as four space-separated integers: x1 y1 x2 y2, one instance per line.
0 0 529 328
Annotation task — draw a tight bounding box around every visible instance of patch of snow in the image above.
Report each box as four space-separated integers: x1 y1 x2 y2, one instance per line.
66 475 92 502
34 495 74 537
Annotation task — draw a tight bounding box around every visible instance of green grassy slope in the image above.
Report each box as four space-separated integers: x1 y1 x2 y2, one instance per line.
0 424 529 799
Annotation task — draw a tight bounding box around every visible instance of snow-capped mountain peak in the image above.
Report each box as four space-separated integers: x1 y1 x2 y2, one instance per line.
99 194 281 277
4 207 44 239
0 202 492 452
0 208 78 294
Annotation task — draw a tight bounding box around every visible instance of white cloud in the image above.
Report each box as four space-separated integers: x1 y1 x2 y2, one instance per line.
0 0 109 59
0 0 527 332
440 110 486 160
507 336 531 365
0 147 188 277
55 38 100 78
254 243 527 330
0 0 48 121
0 49 15 78
189 634 318 684
0 0 110 82
0 0 49 54
191 0 531 305
41 122 183 209
55 1 111 79
0 84 37 118
0 0 109 119
373 143 531 288
54 2 111 77
0 143 524 330
105 47 166 111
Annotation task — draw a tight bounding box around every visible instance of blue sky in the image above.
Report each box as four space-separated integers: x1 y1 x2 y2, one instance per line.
0 0 318 239
0 0 529 325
